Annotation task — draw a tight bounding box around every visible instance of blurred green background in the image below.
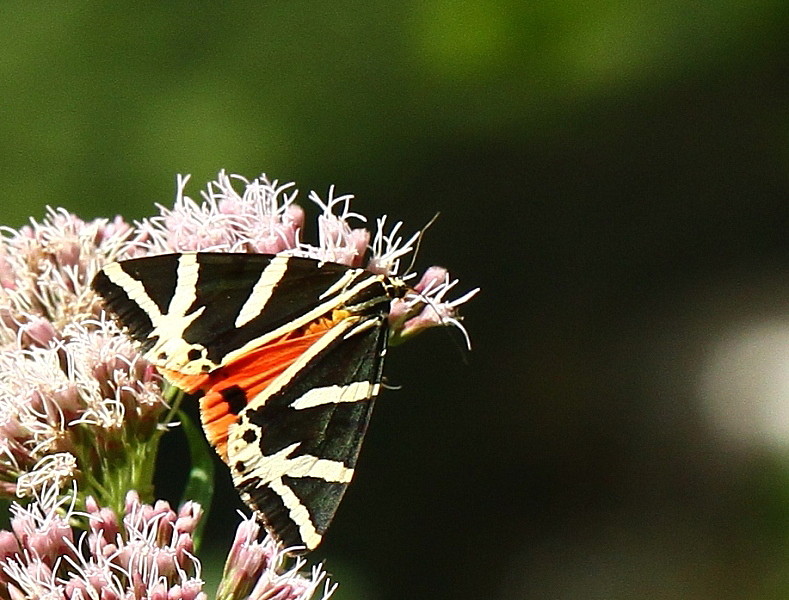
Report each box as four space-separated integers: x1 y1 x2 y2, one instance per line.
4 2 789 598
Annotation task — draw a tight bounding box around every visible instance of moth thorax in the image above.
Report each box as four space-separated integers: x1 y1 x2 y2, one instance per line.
341 274 404 315
386 276 408 299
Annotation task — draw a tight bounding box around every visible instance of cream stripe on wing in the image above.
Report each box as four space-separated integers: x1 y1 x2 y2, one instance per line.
318 268 362 300
240 318 360 410
269 477 323 550
103 256 209 372
167 253 201 316
290 381 379 410
232 442 354 484
286 454 355 482
222 275 387 367
143 254 207 370
235 254 291 328
101 262 162 321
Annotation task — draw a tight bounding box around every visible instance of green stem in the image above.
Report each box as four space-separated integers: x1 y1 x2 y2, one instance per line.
178 407 215 551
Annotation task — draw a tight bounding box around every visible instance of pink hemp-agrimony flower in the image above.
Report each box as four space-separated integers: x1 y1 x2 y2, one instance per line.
217 517 335 600
0 170 476 597
0 487 332 600
0 208 166 505
0 316 166 503
0 208 134 344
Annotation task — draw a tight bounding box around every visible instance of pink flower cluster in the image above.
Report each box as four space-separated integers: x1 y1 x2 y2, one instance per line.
0 317 166 501
0 207 134 346
217 518 334 600
0 488 331 600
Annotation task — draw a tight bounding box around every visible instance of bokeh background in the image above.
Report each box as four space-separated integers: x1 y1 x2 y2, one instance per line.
3 3 789 599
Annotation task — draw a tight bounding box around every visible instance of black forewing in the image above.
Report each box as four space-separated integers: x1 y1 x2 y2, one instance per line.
233 316 389 549
93 252 377 364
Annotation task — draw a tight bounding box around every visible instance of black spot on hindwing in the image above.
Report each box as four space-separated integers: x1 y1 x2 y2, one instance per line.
220 385 248 416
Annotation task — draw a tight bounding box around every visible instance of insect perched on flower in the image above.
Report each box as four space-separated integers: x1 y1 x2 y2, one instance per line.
93 171 478 552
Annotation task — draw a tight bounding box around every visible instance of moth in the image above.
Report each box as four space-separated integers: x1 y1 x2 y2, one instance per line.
93 251 406 552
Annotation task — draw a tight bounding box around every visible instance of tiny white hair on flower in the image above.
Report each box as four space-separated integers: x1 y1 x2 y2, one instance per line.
402 272 481 349
9 476 77 528
289 186 370 267
0 490 212 600
63 317 163 429
0 312 167 499
136 170 306 255
217 513 336 600
366 215 420 277
0 345 71 458
15 453 78 498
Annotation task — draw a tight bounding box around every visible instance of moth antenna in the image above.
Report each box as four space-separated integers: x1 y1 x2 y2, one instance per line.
380 377 402 391
403 212 440 278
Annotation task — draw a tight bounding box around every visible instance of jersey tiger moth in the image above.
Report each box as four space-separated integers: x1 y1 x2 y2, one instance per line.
93 251 417 552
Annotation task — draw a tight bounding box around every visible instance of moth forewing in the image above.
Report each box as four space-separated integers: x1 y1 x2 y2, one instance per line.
227 314 389 551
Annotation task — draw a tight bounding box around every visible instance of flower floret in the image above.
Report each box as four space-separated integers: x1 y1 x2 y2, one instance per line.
217 515 335 600
366 216 420 277
137 171 305 255
0 207 133 345
0 488 207 600
388 267 479 347
0 316 168 504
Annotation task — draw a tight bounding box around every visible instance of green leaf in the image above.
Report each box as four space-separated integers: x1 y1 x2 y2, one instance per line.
179 408 215 551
